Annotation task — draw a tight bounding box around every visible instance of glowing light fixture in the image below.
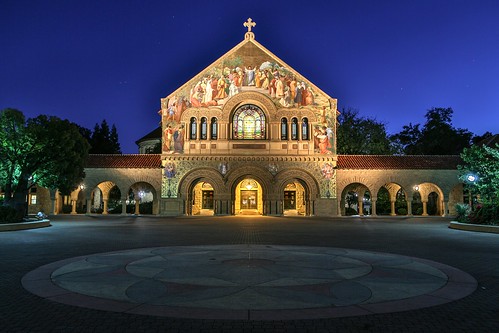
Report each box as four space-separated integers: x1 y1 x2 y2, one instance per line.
466 174 478 183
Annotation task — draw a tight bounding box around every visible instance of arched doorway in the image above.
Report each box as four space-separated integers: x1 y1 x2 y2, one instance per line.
89 181 116 214
414 183 445 216
191 182 215 215
235 178 263 215
340 183 370 216
283 181 306 216
128 182 157 215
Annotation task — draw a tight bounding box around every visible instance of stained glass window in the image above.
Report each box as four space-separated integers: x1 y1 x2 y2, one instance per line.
200 117 207 140
291 117 298 140
281 118 288 140
232 104 266 139
210 117 217 140
302 118 309 140
190 117 197 140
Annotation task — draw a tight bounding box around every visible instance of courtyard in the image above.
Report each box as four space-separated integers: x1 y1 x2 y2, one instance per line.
1 215 498 332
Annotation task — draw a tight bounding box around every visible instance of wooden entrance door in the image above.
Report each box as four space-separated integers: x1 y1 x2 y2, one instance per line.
240 190 257 210
284 191 296 209
202 190 214 209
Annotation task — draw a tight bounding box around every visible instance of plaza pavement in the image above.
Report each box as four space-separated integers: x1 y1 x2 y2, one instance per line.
1 215 498 332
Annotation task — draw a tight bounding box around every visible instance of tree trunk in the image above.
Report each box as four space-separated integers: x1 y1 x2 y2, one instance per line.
12 175 29 219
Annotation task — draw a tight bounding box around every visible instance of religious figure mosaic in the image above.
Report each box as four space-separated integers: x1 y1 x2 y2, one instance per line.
160 18 337 155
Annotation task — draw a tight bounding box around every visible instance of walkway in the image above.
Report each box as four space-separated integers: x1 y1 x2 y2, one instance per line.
1 215 498 332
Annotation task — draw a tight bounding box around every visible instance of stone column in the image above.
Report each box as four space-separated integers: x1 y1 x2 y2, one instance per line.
121 195 127 215
357 198 364 216
49 189 59 215
134 200 140 215
71 200 77 214
422 201 428 216
279 199 284 215
390 200 396 216
371 198 377 216
102 199 109 215
219 199 230 215
407 200 413 216
305 199 311 216
86 199 92 214
51 198 58 215
442 200 449 217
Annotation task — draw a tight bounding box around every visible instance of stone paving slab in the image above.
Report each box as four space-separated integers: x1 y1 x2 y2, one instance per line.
22 244 476 320
2 215 499 332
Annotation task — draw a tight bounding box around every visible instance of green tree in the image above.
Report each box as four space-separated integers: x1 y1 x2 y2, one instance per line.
472 131 494 145
337 108 393 155
89 120 122 154
0 108 26 204
0 108 90 217
459 144 499 204
391 107 473 155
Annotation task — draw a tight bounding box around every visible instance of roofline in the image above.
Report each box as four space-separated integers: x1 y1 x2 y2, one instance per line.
163 37 336 107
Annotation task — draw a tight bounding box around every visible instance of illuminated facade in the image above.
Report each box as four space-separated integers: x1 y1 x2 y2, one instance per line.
24 19 465 217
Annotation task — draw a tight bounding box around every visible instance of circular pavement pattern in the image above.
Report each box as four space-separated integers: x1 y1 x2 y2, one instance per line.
22 245 477 320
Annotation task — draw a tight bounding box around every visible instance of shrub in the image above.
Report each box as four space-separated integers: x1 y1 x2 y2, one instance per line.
62 204 72 214
397 208 407 215
455 203 471 223
0 205 22 224
345 207 358 216
468 203 499 226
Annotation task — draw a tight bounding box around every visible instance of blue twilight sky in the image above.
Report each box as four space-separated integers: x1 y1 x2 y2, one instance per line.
1 0 498 153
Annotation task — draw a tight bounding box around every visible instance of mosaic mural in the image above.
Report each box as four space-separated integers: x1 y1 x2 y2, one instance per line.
160 19 336 155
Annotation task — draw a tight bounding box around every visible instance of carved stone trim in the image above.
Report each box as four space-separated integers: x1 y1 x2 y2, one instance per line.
221 91 278 120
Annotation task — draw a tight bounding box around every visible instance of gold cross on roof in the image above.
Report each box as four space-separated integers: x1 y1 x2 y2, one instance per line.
243 18 256 32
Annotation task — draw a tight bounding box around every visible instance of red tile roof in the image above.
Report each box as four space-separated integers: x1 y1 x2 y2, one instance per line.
86 154 162 168
337 155 462 170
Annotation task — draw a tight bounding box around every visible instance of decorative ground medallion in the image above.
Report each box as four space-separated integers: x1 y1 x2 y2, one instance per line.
23 245 476 320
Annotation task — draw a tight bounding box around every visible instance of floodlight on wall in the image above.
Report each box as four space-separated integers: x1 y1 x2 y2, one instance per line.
413 185 420 191
466 174 478 183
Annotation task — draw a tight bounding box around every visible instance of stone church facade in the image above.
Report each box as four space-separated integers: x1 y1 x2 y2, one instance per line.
25 20 464 217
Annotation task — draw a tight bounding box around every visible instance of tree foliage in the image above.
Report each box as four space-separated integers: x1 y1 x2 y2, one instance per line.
0 108 90 215
391 107 473 155
459 144 499 204
89 119 122 154
337 108 393 155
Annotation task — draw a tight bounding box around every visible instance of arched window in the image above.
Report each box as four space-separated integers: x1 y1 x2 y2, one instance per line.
301 118 309 140
200 117 207 140
291 117 298 140
232 104 266 139
190 117 197 140
210 117 217 140
281 118 288 140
